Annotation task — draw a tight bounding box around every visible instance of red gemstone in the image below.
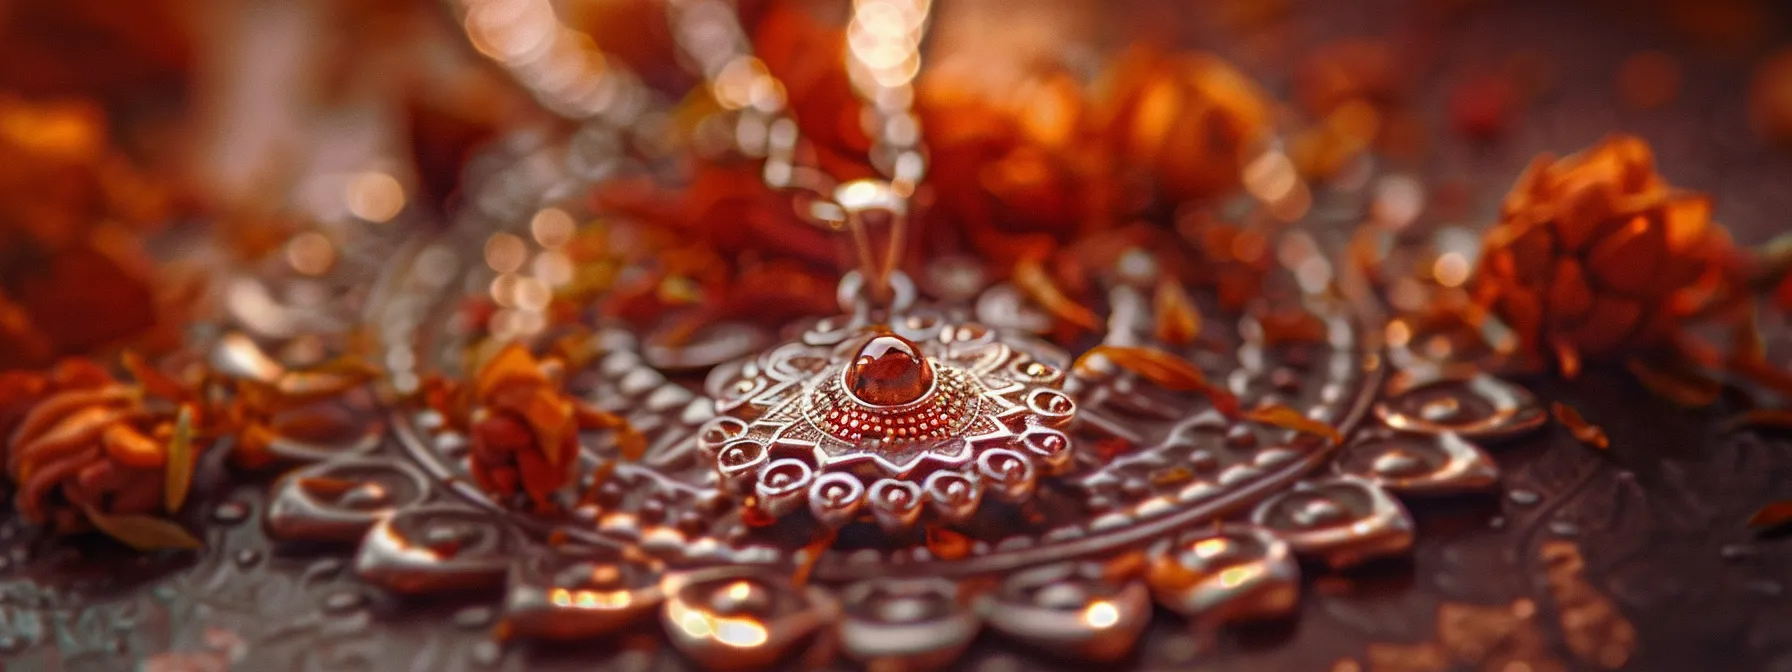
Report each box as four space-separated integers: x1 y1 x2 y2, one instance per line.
845 334 935 406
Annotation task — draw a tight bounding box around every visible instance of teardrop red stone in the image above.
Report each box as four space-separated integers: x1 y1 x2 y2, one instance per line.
845 334 934 406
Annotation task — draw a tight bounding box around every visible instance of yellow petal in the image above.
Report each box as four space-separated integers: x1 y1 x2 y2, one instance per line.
1551 402 1609 450
164 405 196 513
82 507 203 551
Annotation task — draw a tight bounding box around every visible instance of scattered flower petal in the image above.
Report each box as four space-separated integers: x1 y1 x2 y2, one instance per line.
1244 403 1343 444
1552 402 1609 450
1074 345 1239 416
83 506 202 551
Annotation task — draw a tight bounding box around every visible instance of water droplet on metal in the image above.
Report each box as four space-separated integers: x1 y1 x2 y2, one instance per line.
454 606 495 629
472 640 503 666
1507 490 1540 505
212 501 251 524
1721 544 1756 561
234 550 262 567
323 590 367 614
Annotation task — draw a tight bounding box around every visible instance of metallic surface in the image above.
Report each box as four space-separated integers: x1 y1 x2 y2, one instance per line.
3 1 1792 671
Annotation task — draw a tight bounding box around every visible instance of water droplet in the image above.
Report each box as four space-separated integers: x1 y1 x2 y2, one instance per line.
1506 489 1540 505
1750 580 1784 597
1721 544 1756 560
234 550 262 567
1419 396 1461 421
339 484 393 510
212 501 251 524
309 558 345 578
1291 498 1347 527
1488 516 1506 529
1225 426 1257 448
1370 448 1427 477
1547 520 1579 536
323 590 367 614
454 606 494 629
472 640 503 666
1032 582 1087 609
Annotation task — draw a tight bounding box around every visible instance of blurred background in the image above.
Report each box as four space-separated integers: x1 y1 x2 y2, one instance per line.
5 0 1792 367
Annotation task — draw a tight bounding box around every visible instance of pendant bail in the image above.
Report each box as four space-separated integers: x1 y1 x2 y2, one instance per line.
832 178 908 309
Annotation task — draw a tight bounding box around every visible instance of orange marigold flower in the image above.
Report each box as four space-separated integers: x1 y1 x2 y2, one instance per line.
1470 134 1740 370
1102 45 1274 204
1 358 202 532
441 344 642 513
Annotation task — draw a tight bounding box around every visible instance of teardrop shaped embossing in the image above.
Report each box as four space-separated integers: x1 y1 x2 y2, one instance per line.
661 567 841 671
1375 370 1546 441
1146 525 1299 626
1333 430 1499 495
265 457 429 542
981 559 1151 662
1251 476 1414 569
838 577 983 672
354 505 516 594
502 550 664 640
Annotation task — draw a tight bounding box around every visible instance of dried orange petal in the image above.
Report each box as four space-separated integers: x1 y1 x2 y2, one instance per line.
121 351 188 402
474 343 546 399
575 403 646 461
1153 279 1202 345
1244 404 1343 445
1014 257 1100 331
101 424 165 469
792 529 839 586
1552 402 1609 450
1625 356 1719 408
924 526 973 561
1074 345 1239 416
1748 500 1792 532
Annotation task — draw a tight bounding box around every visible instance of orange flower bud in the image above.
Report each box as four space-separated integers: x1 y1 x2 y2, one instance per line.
1470 135 1739 369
